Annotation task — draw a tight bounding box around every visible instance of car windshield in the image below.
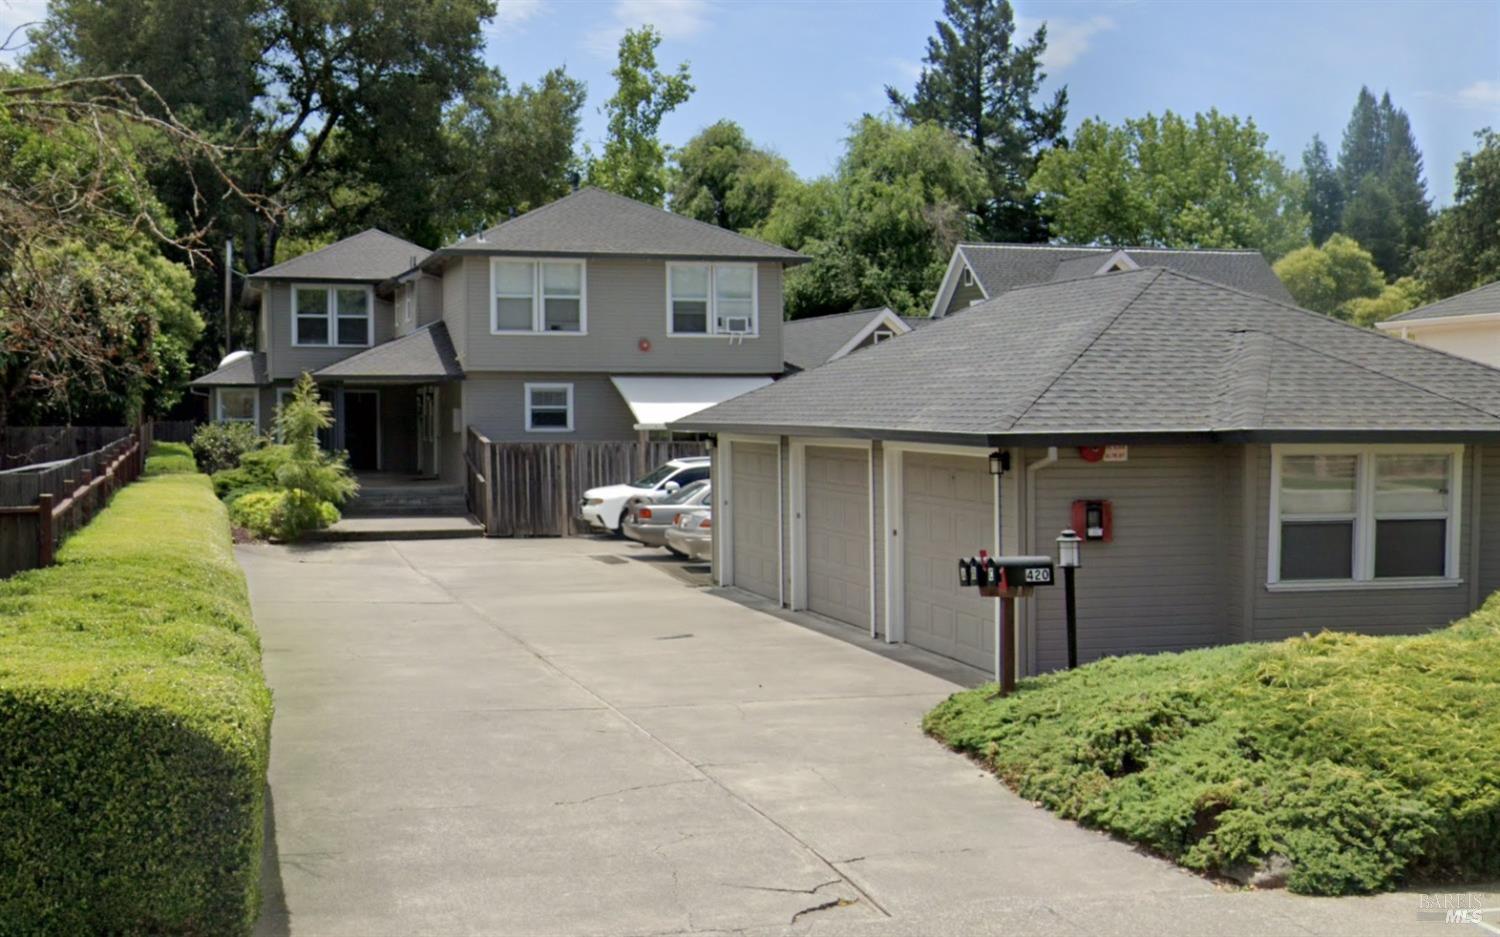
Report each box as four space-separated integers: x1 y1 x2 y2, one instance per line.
661 480 709 505
631 464 678 488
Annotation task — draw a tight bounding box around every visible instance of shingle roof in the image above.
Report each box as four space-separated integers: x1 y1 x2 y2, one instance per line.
950 242 1294 307
250 229 429 282
679 267 1500 443
1381 280 1500 324
783 307 901 371
189 351 267 387
442 187 806 263
312 323 463 382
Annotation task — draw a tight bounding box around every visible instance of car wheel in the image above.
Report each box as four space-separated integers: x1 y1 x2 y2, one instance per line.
665 545 687 558
612 508 629 536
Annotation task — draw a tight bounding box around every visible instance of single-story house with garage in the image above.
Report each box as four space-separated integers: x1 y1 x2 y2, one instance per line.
1376 279 1500 368
676 266 1500 676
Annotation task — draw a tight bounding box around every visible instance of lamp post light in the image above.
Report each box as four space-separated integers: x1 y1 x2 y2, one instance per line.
1057 528 1082 669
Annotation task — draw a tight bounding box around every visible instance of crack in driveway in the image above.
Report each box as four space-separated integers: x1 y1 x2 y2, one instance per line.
553 778 705 806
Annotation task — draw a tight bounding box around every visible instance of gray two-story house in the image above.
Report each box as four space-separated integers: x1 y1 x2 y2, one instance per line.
191 187 805 483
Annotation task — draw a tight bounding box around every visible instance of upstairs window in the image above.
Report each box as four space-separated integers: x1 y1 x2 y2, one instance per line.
1271 446 1460 586
294 285 371 347
668 263 758 336
490 259 587 334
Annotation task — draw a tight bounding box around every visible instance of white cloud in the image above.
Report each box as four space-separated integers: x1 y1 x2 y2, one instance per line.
888 57 924 82
1015 14 1116 72
1455 79 1500 111
585 0 710 58
492 0 544 28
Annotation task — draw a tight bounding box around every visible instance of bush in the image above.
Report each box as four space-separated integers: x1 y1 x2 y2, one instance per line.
924 606 1500 895
190 421 265 475
0 470 273 933
213 445 292 503
144 440 196 475
228 489 340 541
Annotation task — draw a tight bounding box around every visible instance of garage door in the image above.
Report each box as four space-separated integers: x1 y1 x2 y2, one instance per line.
804 446 870 629
903 452 994 670
731 442 780 601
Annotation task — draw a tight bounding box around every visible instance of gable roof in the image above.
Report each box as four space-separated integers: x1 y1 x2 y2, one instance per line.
782 307 910 372
931 242 1293 316
249 229 429 282
679 267 1500 444
1379 280 1500 326
189 351 267 387
439 187 806 264
312 323 463 382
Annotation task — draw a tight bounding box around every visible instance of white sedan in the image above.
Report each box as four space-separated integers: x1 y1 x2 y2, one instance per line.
577 456 711 533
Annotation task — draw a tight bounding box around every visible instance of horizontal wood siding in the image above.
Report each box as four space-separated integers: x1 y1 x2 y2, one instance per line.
1248 444 1478 640
465 431 709 537
453 256 783 374
1029 445 1231 672
462 373 638 443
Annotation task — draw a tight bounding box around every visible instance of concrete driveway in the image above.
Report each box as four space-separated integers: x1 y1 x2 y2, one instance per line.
242 537 1489 937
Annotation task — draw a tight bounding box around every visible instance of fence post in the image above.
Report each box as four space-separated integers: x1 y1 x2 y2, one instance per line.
37 493 54 567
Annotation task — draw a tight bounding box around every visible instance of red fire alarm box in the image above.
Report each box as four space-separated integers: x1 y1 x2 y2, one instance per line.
1071 499 1112 542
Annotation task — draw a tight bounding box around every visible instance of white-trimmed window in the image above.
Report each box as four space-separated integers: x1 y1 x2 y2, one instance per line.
401 286 414 328
524 383 573 432
217 388 259 424
667 263 758 336
1270 445 1462 587
872 329 895 344
294 284 371 347
490 259 587 334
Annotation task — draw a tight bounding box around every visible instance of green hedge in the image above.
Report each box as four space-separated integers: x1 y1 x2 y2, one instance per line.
925 604 1500 895
0 462 273 933
145 440 198 475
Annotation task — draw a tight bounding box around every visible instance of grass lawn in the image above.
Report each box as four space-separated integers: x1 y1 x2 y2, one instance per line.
924 603 1500 895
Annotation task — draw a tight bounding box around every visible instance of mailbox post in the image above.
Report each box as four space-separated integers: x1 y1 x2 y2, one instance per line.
957 553 1055 695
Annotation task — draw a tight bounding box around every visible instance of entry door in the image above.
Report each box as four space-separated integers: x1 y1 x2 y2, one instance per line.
343 390 381 471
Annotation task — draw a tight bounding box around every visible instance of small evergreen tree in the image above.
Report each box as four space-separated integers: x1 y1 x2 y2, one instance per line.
271 373 357 539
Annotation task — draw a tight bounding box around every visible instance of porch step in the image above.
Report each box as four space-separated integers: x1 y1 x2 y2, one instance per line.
311 515 484 542
344 483 467 517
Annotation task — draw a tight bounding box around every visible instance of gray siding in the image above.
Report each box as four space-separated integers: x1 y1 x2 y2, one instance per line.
446 256 784 375
871 441 886 639
943 280 986 316
438 381 465 482
417 275 443 328
1247 445 1478 640
1480 445 1500 600
1028 445 1231 672
461 372 638 443
263 281 395 380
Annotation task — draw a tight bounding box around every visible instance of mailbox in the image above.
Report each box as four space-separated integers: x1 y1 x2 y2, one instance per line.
958 554 1055 598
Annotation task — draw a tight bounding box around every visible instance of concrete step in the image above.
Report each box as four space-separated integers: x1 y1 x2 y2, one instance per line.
345 484 467 517
311 515 484 541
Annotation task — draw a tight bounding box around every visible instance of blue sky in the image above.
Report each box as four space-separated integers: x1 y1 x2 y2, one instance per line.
2 0 1496 204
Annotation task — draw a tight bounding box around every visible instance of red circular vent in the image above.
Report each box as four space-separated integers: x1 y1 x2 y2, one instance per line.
638 338 652 352
1078 446 1106 463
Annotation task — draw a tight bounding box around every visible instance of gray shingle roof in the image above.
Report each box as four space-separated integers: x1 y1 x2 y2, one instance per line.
313 323 463 382
442 187 806 263
189 351 267 387
1382 280 1500 324
783 307 900 371
250 229 429 282
952 243 1294 306
678 267 1500 443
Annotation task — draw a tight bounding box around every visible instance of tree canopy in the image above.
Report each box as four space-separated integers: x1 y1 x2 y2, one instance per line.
668 120 795 232
1029 109 1307 258
758 117 986 318
1416 129 1500 299
886 0 1066 242
588 27 694 207
1331 88 1430 278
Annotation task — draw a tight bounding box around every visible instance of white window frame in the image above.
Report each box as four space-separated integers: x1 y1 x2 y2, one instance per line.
1267 443 1463 591
488 258 588 335
524 382 574 433
872 329 895 344
216 387 259 425
291 283 374 348
665 262 760 338
402 286 415 328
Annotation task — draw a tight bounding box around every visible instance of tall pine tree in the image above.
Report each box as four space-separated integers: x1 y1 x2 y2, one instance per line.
1302 135 1343 245
1331 87 1430 278
886 0 1067 243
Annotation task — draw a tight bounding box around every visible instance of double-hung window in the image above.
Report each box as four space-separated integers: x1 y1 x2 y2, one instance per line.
667 263 758 336
294 285 371 346
524 383 573 432
1271 445 1461 586
490 259 587 334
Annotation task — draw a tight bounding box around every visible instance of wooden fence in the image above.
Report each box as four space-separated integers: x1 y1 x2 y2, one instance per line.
0 425 150 578
1 426 131 470
465 429 711 537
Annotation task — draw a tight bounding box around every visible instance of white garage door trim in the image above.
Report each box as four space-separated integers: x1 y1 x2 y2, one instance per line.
790 438 875 638
882 442 998 651
717 434 783 604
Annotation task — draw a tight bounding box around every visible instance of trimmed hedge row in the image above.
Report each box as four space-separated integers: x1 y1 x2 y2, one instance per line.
0 443 273 934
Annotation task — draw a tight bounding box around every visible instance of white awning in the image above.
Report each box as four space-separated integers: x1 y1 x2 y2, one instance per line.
609 376 774 431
